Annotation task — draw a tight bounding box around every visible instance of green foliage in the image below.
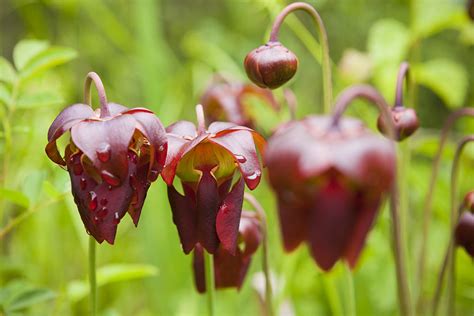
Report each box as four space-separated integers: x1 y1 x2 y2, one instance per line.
0 281 55 315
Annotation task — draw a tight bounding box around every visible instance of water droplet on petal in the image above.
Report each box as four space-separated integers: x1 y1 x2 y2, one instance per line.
101 170 121 187
80 178 87 190
97 207 108 218
113 212 120 224
100 198 108 206
108 185 113 191
131 191 138 205
88 191 97 211
129 174 137 189
158 145 165 152
93 216 100 224
128 150 138 164
97 143 111 162
235 154 247 163
148 169 159 182
246 170 261 181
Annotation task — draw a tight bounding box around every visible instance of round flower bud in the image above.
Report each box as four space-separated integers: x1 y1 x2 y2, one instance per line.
464 191 474 212
455 212 474 258
377 107 419 141
244 41 298 89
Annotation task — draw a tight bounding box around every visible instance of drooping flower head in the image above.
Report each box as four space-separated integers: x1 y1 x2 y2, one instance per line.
163 105 265 255
265 86 396 271
200 78 279 128
192 211 263 293
455 190 474 258
45 72 167 244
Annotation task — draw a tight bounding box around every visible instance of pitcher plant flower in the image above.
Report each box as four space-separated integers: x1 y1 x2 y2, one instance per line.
200 78 279 128
192 211 263 292
163 104 265 255
45 72 167 244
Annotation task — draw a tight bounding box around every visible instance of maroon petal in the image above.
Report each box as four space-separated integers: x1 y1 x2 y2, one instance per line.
277 193 308 252
71 115 136 181
240 211 263 258
216 177 245 255
129 110 168 178
196 170 220 254
168 183 197 254
214 247 251 290
126 155 151 226
210 130 262 190
162 133 208 185
166 120 198 137
46 103 95 165
344 194 381 268
66 149 134 244
192 244 206 293
307 174 358 271
208 123 266 158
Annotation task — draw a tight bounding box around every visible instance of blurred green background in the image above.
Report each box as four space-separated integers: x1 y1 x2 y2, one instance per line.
0 0 473 315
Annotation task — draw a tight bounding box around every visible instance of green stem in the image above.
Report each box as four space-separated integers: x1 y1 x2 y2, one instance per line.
244 193 274 316
322 274 343 316
204 250 215 316
269 2 333 113
344 263 356 316
89 236 97 316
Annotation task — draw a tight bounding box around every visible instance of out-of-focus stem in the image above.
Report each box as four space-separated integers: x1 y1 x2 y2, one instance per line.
344 263 356 316
204 250 215 316
89 236 97 316
417 108 474 301
84 72 109 118
394 62 410 108
269 2 332 113
244 193 274 316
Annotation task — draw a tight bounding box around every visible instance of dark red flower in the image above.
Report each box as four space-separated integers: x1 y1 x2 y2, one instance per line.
377 106 419 141
455 212 474 258
244 41 298 89
265 116 395 271
163 106 265 254
45 73 167 244
192 211 263 293
200 81 279 128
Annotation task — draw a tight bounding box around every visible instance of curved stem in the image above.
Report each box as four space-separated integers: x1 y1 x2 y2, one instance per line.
330 84 411 315
89 236 97 316
417 108 474 300
283 88 297 120
344 263 356 316
447 135 474 315
244 193 274 316
196 104 206 133
269 2 332 113
84 72 109 118
204 250 215 316
394 62 410 107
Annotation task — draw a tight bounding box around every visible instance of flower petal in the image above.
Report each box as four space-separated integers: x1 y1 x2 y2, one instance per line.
126 155 152 226
107 103 129 115
71 114 136 181
192 244 206 293
210 130 262 190
214 247 250 290
276 193 308 252
196 170 220 254
216 177 245 255
167 183 197 254
166 120 197 137
46 103 95 165
239 211 263 257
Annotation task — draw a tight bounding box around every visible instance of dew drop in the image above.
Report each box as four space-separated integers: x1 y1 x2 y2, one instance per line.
247 170 261 181
113 212 120 224
97 207 108 218
129 174 137 189
80 178 87 190
131 191 138 205
108 185 113 191
148 169 159 182
93 216 100 224
128 150 138 164
235 154 247 163
97 143 111 162
100 198 108 206
101 170 121 187
88 191 97 211
158 145 165 152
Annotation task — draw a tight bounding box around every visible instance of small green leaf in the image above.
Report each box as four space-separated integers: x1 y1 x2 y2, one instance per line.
413 59 468 108
0 188 30 208
7 288 55 312
0 83 12 107
367 19 410 66
0 57 17 84
13 40 49 71
16 91 63 109
19 47 77 81
67 264 158 303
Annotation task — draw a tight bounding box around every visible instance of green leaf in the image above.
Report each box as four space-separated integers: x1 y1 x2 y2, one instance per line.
0 57 17 84
13 40 49 71
0 188 30 208
413 59 468 108
7 288 55 312
19 47 77 81
67 264 158 303
0 83 11 107
367 19 410 66
16 91 63 109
